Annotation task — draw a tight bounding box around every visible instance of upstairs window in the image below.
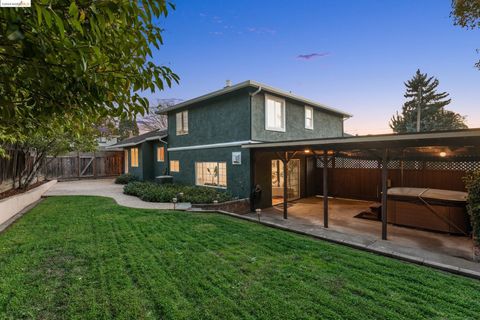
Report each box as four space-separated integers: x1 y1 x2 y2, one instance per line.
305 106 313 130
265 95 286 132
131 148 139 167
176 111 189 135
157 146 165 162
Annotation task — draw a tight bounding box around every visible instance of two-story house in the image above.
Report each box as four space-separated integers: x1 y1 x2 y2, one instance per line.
113 80 351 208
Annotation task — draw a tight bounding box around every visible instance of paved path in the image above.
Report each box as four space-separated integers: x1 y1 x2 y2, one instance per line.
44 179 191 210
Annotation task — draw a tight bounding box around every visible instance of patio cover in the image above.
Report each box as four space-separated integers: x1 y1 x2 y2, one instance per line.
242 128 480 240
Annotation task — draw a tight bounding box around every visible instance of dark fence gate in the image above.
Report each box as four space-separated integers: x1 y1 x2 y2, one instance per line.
45 151 124 181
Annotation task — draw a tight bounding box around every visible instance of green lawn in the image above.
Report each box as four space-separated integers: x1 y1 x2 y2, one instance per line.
0 197 479 319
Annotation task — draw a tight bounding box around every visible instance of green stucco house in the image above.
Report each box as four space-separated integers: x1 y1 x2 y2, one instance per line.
112 80 351 208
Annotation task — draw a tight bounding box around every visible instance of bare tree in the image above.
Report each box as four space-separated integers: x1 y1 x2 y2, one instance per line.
138 98 182 132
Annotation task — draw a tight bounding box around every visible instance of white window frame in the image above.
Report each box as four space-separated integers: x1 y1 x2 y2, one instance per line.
131 148 139 167
176 111 189 135
305 105 314 130
195 162 227 189
157 146 165 162
265 94 286 132
170 160 180 172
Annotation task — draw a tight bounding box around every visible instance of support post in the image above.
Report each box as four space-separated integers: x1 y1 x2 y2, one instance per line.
381 149 389 240
283 152 288 219
323 152 329 228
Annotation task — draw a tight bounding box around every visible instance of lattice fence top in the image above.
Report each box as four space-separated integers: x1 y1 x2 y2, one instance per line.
316 156 480 171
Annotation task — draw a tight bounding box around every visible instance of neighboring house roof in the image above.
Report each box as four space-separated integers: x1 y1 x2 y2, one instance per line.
159 80 352 118
108 129 168 148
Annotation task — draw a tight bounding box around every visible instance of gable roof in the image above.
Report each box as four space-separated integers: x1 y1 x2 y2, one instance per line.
159 80 352 118
108 129 167 148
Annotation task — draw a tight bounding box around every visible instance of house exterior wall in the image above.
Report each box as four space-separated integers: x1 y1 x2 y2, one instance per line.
168 147 251 199
167 90 251 147
125 139 168 181
251 92 344 142
152 140 169 177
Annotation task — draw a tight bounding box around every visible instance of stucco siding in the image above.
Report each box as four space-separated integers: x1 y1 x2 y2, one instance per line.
168 147 251 199
125 140 168 181
251 92 344 141
167 90 251 148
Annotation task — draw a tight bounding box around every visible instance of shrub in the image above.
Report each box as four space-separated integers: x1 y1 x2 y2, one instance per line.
465 170 480 245
115 173 138 185
123 182 234 204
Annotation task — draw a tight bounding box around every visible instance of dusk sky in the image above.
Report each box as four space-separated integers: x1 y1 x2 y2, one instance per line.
149 0 480 135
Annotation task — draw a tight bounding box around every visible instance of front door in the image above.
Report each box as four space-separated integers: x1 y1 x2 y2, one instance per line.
271 159 301 205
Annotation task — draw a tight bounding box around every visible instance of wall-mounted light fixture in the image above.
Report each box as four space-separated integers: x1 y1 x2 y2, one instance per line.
439 151 447 157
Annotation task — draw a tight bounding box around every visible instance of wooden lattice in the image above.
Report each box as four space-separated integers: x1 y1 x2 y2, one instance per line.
315 156 479 171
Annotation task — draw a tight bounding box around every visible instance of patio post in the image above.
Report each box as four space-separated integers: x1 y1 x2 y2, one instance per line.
283 152 288 219
381 149 389 240
323 152 329 228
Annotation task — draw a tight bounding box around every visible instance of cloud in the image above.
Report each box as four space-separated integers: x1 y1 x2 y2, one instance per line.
297 52 330 60
246 27 276 35
209 31 223 36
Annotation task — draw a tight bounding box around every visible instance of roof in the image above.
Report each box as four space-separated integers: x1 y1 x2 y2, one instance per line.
159 80 352 118
108 129 167 148
242 128 480 161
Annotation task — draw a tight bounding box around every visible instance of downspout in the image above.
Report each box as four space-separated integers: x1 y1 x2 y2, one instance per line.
249 86 262 211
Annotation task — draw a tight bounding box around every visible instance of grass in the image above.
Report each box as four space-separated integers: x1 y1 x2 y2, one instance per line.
0 196 479 319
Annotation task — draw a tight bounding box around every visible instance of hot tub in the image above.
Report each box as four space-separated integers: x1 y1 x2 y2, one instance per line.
387 187 469 234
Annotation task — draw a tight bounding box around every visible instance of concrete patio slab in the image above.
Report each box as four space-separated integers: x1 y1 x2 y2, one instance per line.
43 179 191 210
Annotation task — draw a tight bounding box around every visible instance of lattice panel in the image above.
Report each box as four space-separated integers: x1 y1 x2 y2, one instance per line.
425 161 480 171
315 157 480 171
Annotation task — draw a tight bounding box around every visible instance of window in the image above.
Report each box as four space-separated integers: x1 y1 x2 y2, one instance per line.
157 146 165 162
195 162 227 188
170 160 180 172
265 95 285 132
131 148 139 167
305 106 313 130
176 111 189 135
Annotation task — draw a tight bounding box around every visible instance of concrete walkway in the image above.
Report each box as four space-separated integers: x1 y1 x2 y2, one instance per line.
44 179 191 210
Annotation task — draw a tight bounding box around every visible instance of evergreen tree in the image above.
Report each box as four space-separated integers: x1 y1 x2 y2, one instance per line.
390 70 467 133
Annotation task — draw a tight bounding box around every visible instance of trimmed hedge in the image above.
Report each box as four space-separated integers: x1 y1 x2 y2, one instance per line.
123 181 234 204
115 173 138 185
465 170 480 245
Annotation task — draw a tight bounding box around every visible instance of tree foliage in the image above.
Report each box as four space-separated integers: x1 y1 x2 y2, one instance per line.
451 0 480 68
118 117 139 140
464 169 480 246
390 70 467 133
0 0 179 153
138 98 181 132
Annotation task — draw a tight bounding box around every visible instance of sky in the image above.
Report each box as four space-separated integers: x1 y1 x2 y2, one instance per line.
148 0 480 135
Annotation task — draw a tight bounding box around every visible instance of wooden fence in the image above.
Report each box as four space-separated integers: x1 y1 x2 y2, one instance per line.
1 150 124 192
315 157 478 201
45 151 124 180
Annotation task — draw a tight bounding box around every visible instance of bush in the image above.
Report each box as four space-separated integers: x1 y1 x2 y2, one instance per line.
115 173 138 185
123 182 234 204
465 170 480 245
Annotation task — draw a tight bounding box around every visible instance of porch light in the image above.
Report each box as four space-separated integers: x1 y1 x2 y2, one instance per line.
439 152 447 157
304 149 311 154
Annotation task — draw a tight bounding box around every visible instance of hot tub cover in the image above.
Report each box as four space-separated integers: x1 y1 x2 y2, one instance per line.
388 187 467 203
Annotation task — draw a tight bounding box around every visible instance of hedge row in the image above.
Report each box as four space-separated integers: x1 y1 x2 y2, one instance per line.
123 181 234 204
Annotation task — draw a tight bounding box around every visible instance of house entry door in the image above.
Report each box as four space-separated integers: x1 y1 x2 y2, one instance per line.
271 159 301 204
